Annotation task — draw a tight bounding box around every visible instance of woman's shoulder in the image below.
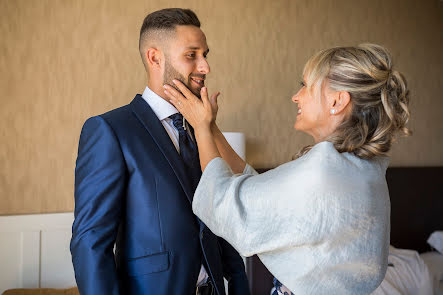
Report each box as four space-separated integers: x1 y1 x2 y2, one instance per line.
259 141 389 188
291 141 340 172
284 141 389 184
264 142 338 186
308 141 389 171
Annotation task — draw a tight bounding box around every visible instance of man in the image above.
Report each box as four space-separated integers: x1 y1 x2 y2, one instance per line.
70 8 250 295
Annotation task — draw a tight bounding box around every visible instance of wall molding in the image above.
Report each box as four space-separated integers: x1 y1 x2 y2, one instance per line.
0 213 76 293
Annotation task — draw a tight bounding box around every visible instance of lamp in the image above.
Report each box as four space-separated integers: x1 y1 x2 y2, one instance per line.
222 132 246 160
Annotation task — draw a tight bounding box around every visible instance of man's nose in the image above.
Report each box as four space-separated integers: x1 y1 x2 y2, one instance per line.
197 58 210 74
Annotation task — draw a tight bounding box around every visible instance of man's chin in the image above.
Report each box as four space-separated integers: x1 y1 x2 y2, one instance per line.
167 79 201 98
191 87 202 98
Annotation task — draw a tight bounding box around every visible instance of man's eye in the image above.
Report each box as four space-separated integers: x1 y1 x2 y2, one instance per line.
187 53 196 58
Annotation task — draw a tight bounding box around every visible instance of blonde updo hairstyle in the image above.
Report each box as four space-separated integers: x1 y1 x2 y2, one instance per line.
297 43 411 160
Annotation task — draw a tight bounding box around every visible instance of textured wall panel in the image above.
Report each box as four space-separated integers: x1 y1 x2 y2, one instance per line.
0 0 442 214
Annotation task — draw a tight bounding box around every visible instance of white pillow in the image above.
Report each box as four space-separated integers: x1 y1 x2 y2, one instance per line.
428 231 443 254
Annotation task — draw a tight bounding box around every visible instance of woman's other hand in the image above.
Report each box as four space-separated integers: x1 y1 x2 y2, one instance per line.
208 88 219 126
164 79 220 131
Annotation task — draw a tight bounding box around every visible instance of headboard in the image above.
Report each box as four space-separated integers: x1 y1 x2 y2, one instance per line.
0 213 76 294
246 166 443 295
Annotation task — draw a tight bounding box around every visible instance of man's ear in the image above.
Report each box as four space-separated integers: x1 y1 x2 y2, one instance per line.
146 48 162 68
331 91 351 115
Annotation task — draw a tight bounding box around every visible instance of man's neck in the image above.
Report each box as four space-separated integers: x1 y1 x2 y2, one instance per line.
147 81 170 103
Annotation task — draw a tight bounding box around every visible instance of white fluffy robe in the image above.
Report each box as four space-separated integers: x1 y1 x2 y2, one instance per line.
192 141 390 294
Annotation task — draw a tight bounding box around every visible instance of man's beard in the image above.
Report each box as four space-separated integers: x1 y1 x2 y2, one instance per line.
163 59 202 98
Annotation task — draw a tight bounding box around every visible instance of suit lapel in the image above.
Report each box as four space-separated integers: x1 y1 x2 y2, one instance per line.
130 95 195 203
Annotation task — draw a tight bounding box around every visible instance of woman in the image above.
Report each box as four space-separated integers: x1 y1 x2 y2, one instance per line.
163 43 410 294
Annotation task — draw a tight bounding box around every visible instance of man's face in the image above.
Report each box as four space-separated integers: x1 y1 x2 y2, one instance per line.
163 25 210 98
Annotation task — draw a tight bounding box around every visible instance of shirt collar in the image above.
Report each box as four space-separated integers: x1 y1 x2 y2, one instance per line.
141 86 178 121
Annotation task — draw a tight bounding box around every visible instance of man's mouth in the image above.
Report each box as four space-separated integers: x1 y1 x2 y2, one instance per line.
190 77 205 87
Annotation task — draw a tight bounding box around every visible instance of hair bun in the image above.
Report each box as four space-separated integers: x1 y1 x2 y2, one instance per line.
382 69 411 136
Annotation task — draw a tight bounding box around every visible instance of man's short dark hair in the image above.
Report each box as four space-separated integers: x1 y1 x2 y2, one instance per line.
139 8 201 69
140 8 200 35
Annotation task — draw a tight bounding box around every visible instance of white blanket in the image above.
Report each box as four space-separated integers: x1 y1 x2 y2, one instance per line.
371 246 433 295
193 141 390 294
421 251 443 295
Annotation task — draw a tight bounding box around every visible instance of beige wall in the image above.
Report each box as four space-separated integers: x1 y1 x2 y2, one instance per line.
1 0 442 215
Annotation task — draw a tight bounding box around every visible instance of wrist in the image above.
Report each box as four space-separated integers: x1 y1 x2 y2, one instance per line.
194 123 212 135
210 122 220 133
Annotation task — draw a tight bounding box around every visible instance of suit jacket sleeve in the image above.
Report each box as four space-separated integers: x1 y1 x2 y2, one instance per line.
218 237 251 295
70 116 126 295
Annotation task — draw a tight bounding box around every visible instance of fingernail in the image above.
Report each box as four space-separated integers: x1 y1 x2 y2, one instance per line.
172 79 177 83
163 85 167 88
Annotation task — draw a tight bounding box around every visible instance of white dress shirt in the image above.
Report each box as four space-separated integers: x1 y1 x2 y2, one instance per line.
141 86 209 286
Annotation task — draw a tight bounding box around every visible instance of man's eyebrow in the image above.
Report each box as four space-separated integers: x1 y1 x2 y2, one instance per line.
185 46 210 54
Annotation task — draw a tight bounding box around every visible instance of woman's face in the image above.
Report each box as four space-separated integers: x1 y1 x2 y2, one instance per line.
291 77 333 142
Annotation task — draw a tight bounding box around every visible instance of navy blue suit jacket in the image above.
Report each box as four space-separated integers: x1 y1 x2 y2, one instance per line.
70 95 250 295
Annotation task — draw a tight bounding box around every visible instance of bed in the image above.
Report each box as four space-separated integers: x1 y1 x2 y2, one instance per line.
246 166 443 295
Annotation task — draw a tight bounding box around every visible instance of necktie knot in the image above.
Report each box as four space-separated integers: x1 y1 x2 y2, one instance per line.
169 113 201 194
169 112 196 162
169 113 186 134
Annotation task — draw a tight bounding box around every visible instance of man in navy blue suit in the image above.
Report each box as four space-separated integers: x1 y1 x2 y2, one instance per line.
70 8 250 295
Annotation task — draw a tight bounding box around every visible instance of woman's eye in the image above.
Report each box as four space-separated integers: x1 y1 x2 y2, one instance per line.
299 81 306 87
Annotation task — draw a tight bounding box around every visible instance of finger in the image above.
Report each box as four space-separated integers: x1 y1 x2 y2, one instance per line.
164 89 185 111
163 84 184 100
165 91 184 111
163 88 178 102
163 89 177 104
200 87 210 107
163 85 188 108
210 92 220 105
172 79 196 100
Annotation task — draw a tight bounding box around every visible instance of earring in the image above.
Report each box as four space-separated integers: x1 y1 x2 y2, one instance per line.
330 109 336 115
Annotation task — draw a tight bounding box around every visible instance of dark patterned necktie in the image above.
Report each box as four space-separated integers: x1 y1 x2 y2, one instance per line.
169 114 202 192
169 113 198 166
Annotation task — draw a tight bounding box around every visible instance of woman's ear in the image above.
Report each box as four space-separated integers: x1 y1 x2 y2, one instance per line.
330 91 351 115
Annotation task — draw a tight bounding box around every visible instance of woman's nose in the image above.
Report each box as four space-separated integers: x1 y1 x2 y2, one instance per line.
292 88 303 103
